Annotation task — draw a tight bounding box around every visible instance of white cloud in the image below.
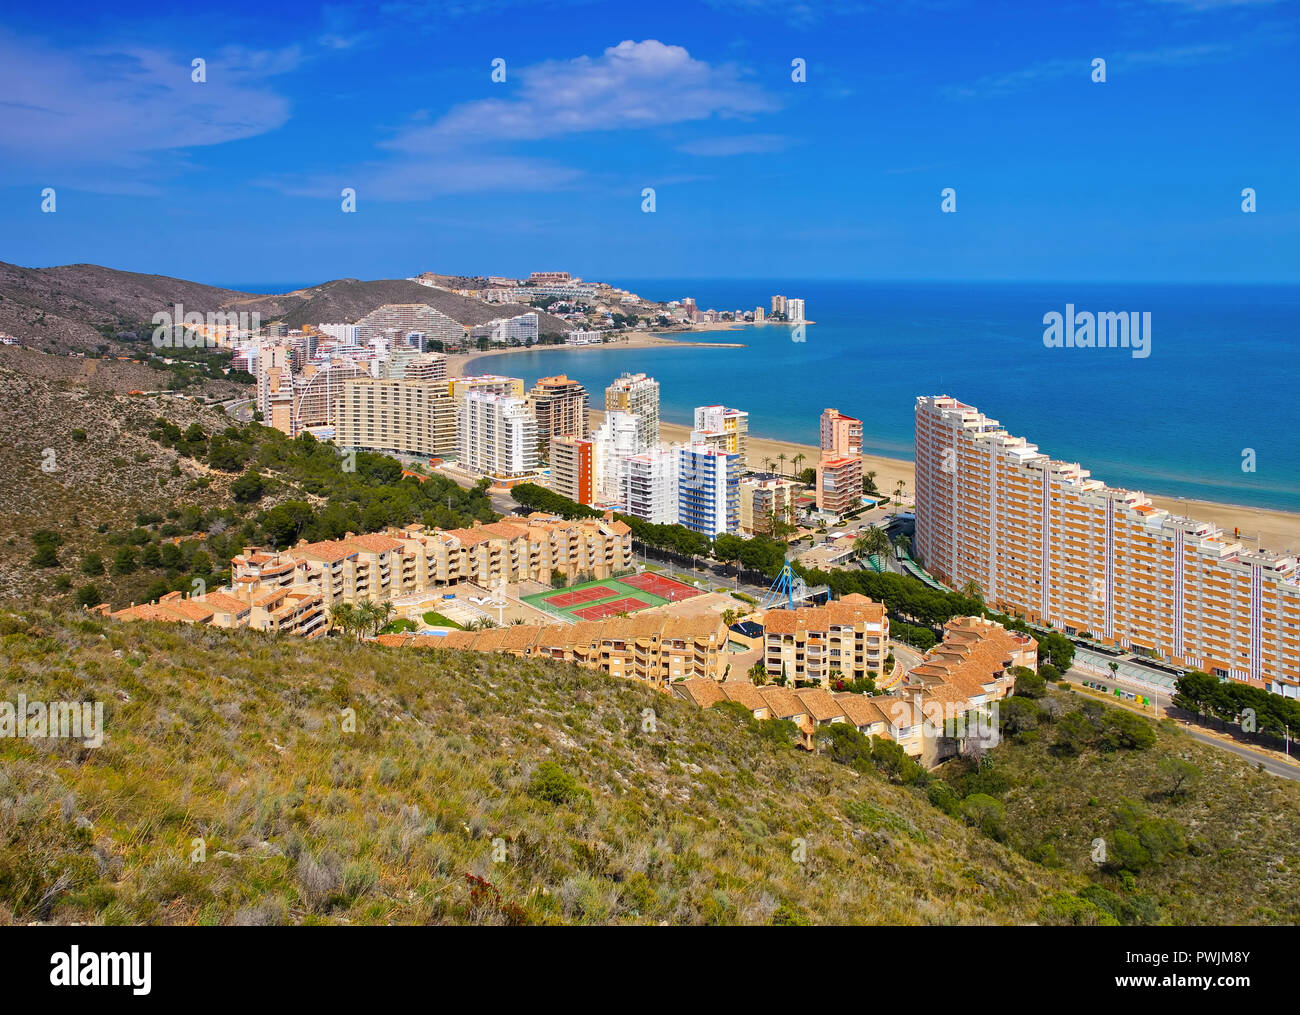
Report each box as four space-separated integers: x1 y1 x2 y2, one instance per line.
0 29 297 180
384 39 778 152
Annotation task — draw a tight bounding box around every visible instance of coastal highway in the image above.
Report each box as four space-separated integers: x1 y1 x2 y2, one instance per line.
1061 667 1300 782
223 397 255 422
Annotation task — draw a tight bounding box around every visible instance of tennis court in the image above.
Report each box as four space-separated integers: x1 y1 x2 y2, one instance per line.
572 597 652 621
543 585 618 608
620 572 701 601
522 574 670 621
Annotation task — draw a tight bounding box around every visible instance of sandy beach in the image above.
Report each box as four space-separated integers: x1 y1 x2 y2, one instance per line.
446 334 1300 556
447 330 747 378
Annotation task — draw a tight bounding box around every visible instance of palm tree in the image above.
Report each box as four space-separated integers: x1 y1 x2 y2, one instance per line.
863 470 879 496
854 526 891 562
792 452 805 477
329 602 358 639
893 479 906 504
961 579 985 605
777 452 787 476
762 456 774 475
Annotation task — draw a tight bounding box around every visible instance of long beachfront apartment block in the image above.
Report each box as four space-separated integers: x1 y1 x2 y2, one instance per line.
915 395 1300 695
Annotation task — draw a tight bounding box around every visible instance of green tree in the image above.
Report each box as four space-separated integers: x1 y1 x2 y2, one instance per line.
112 546 137 575
74 583 102 608
80 551 105 576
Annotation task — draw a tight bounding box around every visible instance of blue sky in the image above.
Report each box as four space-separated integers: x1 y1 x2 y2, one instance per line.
1 0 1296 286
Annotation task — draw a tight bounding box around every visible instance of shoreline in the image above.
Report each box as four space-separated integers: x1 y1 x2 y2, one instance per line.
584 410 1300 555
447 330 747 378
444 338 1300 555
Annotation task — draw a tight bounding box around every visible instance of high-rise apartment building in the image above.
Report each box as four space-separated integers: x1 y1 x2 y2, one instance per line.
771 295 787 316
549 436 595 505
816 454 862 517
605 372 660 449
787 298 806 323
458 391 538 481
820 407 863 457
591 410 642 506
677 444 740 536
622 447 679 524
336 378 456 459
692 404 749 466
527 375 589 453
754 307 765 322
915 395 1300 695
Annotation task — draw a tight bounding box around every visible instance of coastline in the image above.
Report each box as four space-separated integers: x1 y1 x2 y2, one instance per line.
447 329 747 378
584 410 1300 555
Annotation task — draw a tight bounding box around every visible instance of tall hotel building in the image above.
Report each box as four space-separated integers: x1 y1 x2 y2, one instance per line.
915 395 1300 695
605 372 660 449
527 374 589 452
337 378 456 459
678 444 740 537
692 405 749 466
459 391 538 481
820 407 863 456
550 436 595 506
786 299 806 323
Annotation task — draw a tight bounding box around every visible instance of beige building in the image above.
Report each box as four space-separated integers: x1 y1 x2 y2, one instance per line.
400 612 728 691
762 594 890 685
915 395 1300 695
738 476 798 536
605 372 660 449
692 404 749 466
336 378 457 459
226 514 634 617
527 375 588 454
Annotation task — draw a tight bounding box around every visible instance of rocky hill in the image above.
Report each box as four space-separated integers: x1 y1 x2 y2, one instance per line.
0 262 570 352
0 607 1083 926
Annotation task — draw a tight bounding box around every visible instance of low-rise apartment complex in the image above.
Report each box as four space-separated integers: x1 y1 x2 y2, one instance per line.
762 594 890 685
395 613 729 691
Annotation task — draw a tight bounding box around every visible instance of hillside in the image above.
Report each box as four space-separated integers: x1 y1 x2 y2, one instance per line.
0 363 493 608
0 262 571 351
0 262 245 351
0 362 234 602
227 278 570 337
0 608 1086 926
936 686 1300 924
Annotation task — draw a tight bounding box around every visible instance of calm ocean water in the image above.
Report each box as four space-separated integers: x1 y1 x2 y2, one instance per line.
474 280 1300 513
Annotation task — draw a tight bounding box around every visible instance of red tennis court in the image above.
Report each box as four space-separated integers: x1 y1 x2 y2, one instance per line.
544 585 618 608
572 596 653 621
620 572 702 601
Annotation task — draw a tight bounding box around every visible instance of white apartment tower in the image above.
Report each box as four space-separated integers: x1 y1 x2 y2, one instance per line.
459 391 538 480
605 372 660 449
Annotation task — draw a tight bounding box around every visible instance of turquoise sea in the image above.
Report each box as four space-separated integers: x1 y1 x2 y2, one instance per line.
472 280 1300 513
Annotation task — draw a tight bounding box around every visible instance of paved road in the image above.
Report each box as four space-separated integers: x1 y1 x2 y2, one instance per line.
224 397 254 422
1063 666 1300 782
